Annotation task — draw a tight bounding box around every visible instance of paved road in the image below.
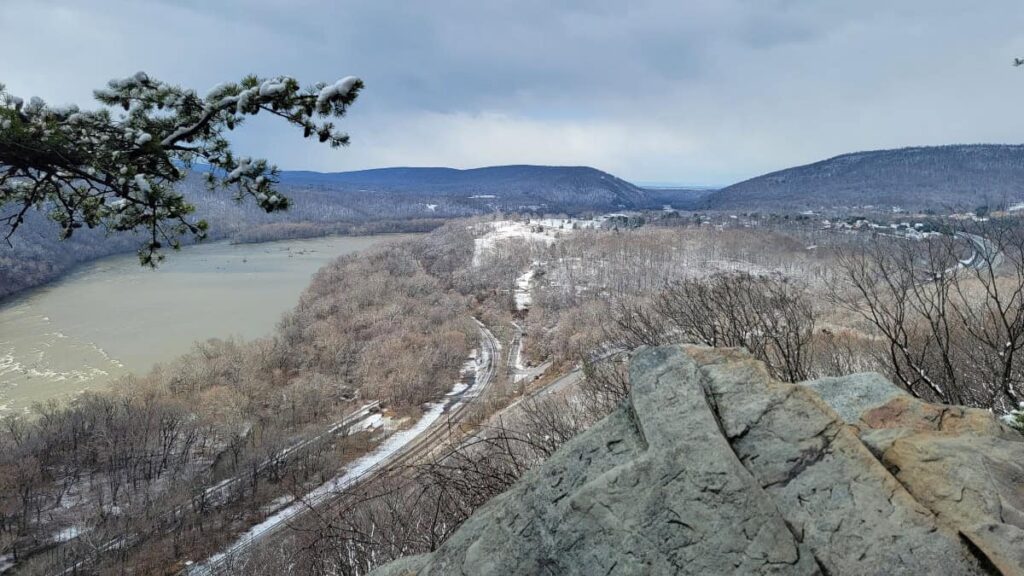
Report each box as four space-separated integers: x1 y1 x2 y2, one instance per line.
956 232 1004 271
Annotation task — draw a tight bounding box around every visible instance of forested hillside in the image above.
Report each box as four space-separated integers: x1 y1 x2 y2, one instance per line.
703 144 1024 212
278 165 652 213
0 174 442 300
1 165 662 300
0 229 477 574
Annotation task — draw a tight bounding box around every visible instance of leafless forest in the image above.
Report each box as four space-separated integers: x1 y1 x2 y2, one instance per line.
0 230 475 574
4 212 1024 574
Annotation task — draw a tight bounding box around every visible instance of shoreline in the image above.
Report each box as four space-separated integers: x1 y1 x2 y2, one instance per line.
0 227 436 307
0 232 421 415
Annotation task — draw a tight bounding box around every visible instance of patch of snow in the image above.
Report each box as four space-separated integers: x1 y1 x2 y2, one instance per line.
202 399 450 570
512 346 529 383
471 218 611 267
226 157 251 182
53 526 83 543
514 268 535 311
133 174 151 193
235 87 257 112
471 221 557 266
446 381 469 396
447 355 479 396
258 78 289 97
205 82 232 100
316 76 360 111
348 413 385 433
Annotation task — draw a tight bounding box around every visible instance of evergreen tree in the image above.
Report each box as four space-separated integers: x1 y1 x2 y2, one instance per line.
0 72 363 264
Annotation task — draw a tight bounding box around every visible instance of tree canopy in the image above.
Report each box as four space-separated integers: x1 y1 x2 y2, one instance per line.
0 72 363 264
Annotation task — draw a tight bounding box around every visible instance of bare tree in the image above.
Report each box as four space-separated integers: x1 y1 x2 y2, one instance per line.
611 273 816 382
831 222 1024 411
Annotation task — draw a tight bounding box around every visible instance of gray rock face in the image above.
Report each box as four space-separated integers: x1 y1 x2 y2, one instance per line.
799 372 904 424
693 349 984 575
372 346 1023 576
802 371 1024 576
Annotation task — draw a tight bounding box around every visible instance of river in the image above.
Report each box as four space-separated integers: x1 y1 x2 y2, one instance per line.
0 234 407 415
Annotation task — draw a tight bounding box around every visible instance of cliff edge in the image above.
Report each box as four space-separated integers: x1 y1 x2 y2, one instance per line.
372 346 1024 576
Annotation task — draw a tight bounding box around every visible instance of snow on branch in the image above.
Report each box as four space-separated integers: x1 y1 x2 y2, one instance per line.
0 72 363 265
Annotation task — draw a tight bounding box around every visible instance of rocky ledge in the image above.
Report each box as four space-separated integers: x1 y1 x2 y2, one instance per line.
372 346 1024 576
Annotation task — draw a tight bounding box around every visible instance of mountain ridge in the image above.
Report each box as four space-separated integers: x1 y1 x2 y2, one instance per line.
277 164 653 212
702 143 1024 212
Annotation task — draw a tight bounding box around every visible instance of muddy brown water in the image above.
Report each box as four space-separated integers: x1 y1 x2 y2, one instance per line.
0 234 412 415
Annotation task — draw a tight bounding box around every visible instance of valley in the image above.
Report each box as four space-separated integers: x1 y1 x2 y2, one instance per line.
3 210 1024 575
5 10 1024 573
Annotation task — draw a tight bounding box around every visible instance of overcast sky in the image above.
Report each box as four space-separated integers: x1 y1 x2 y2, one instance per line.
4 1 1024 185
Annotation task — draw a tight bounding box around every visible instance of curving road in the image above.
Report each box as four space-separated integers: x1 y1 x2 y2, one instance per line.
955 232 1003 271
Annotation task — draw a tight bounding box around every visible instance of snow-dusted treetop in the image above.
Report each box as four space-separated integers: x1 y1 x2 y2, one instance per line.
0 72 363 264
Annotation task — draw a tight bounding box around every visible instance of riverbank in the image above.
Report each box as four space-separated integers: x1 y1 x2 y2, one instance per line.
0 219 447 305
0 233 416 414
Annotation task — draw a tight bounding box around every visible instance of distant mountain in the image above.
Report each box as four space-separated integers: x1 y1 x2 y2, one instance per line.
2 165 660 300
703 144 1024 212
642 187 716 210
278 165 651 213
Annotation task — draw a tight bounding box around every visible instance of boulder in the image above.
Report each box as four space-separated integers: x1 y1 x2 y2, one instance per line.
372 346 1024 576
804 370 1024 575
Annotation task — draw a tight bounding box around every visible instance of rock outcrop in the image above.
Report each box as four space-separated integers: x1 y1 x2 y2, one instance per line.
371 346 1024 576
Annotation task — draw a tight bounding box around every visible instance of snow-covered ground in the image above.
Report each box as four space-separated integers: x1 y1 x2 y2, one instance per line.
347 412 388 434
53 526 82 543
198 400 453 572
507 322 548 384
472 221 557 266
512 340 533 383
447 352 480 396
514 268 535 311
193 326 496 574
471 218 608 266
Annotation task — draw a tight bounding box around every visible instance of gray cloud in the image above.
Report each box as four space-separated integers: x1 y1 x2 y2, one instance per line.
4 0 1024 184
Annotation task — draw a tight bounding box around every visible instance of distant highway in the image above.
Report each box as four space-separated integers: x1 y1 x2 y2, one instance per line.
955 232 1003 271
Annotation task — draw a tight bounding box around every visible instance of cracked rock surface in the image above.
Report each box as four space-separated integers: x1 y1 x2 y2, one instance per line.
371 346 1023 576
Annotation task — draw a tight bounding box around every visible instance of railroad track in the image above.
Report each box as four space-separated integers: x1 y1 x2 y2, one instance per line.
39 402 382 576
187 321 499 575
